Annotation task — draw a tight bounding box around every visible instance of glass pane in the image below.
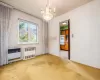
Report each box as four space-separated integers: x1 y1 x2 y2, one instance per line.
19 21 28 42
60 35 65 45
28 23 37 42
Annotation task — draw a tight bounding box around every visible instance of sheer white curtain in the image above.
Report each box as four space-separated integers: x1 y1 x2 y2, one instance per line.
42 20 48 54
0 4 11 65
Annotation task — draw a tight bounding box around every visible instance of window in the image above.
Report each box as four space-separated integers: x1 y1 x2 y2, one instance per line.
18 19 38 44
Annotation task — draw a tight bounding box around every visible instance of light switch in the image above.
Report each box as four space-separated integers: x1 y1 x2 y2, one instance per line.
72 34 74 38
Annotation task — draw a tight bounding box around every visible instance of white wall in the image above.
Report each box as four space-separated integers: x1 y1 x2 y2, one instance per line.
8 9 45 56
48 0 100 68
60 51 68 59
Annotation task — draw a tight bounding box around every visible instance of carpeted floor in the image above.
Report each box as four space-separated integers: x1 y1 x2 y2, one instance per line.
0 54 100 80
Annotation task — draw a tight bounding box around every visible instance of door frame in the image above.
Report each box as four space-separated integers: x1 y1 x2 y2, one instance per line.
59 19 70 60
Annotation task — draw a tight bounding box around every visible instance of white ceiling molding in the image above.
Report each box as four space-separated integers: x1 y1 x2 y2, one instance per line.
14 8 43 20
0 0 93 18
0 1 42 20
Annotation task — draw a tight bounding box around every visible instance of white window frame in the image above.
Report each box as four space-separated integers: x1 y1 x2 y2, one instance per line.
18 19 39 44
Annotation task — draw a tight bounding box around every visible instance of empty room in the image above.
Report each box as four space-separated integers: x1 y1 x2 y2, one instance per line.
0 0 100 80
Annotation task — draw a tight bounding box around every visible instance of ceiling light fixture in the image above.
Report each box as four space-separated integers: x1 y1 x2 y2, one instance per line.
41 0 56 21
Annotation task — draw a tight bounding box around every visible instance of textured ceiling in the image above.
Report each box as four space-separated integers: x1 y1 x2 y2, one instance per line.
0 0 92 19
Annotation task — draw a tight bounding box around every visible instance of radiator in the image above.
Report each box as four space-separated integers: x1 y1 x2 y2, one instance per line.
22 47 36 60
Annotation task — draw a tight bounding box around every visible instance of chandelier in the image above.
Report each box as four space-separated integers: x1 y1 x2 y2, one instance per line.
41 0 56 21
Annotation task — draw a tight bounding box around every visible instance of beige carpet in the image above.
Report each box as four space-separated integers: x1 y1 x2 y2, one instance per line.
0 54 100 80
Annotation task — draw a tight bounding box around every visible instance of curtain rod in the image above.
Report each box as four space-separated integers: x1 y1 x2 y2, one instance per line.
0 1 42 20
0 1 13 8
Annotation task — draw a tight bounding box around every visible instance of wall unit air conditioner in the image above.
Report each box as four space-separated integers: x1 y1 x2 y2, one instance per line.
8 48 21 63
22 47 36 60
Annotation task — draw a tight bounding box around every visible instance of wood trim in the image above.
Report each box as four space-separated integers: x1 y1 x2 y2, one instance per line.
60 49 69 51
68 19 70 60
